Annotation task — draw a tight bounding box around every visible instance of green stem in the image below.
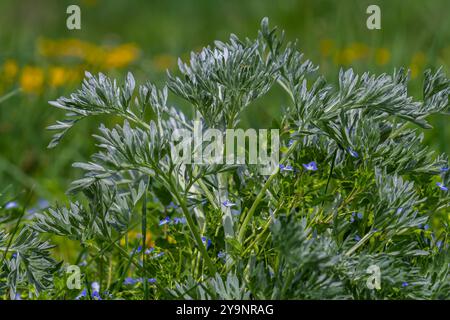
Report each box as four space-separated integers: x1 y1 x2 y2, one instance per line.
169 179 217 275
237 139 300 243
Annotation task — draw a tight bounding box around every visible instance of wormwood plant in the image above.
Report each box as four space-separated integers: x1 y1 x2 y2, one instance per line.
1 18 449 299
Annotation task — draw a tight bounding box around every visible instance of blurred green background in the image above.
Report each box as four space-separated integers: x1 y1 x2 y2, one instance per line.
0 0 449 205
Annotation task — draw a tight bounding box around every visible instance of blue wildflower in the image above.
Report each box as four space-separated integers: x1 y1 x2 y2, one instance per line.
231 209 241 216
288 139 294 147
5 202 18 210
136 245 142 254
217 251 226 259
357 212 363 219
173 217 186 224
201 237 212 249
38 199 50 209
424 224 430 230
92 291 102 300
302 161 318 171
159 216 171 226
348 148 359 158
75 288 87 300
166 201 179 210
222 200 235 208
145 247 155 255
354 235 361 241
148 278 157 283
91 282 100 293
14 293 21 300
154 252 165 258
436 182 448 191
78 260 87 267
279 164 294 172
441 166 449 172
123 277 138 285
401 282 409 287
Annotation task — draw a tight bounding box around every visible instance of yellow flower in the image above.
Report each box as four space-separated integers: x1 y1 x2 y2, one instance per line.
319 39 334 57
153 54 176 71
333 43 369 66
375 48 390 66
409 52 426 79
103 44 140 69
49 66 80 88
2 59 19 80
120 230 154 247
20 66 44 94
49 67 67 88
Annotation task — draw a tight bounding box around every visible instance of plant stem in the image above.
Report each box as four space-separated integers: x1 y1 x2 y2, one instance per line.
169 179 217 275
237 139 300 243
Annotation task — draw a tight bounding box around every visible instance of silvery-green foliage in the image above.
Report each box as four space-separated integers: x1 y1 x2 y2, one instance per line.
0 227 59 299
6 17 448 300
170 272 251 300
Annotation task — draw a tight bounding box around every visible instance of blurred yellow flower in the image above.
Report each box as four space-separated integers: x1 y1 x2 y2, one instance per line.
333 42 369 65
409 52 426 79
153 54 176 71
2 59 19 80
166 235 177 244
103 44 140 69
120 230 154 248
319 39 334 57
20 66 44 94
38 38 140 70
49 66 80 88
375 48 390 66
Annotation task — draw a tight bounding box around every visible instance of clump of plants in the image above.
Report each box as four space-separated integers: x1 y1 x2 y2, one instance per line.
1 18 449 300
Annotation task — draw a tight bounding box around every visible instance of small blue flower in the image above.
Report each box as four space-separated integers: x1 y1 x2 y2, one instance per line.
201 237 212 249
136 245 142 254
123 277 138 285
91 282 100 293
436 182 448 191
154 252 165 258
173 217 187 224
92 291 102 300
354 235 361 241
288 139 294 147
441 166 449 172
145 247 155 255
38 199 50 209
159 216 171 226
302 161 318 171
348 148 359 158
148 278 157 283
222 200 235 208
75 288 87 300
217 251 226 259
166 201 179 210
357 212 363 219
231 209 241 216
11 253 17 259
279 164 294 172
424 224 430 230
14 293 22 300
78 260 87 267
4 202 18 210
401 282 409 287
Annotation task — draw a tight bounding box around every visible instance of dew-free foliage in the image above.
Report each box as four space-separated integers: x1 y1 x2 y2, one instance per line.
0 18 449 300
